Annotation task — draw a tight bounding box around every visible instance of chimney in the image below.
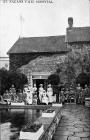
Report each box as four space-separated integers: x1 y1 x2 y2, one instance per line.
65 17 73 43
68 17 73 28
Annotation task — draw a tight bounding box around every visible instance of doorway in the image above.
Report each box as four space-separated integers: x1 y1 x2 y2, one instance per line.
33 79 47 91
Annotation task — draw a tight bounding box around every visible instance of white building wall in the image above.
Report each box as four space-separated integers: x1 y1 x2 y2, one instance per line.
0 57 9 70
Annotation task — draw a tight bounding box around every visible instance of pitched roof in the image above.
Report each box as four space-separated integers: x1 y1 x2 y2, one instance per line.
19 55 66 73
7 35 67 54
66 26 90 43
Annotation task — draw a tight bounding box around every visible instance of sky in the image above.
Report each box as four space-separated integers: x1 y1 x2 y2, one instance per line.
0 0 90 57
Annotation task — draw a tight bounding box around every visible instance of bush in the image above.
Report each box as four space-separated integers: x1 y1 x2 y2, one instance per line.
47 73 60 86
0 69 9 95
0 69 28 95
76 72 89 87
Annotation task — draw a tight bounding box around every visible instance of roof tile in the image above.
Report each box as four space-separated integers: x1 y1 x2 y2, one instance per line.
66 27 90 43
7 35 67 54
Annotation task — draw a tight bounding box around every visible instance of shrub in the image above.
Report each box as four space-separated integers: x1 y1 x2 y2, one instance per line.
47 73 60 86
76 72 89 87
0 68 28 95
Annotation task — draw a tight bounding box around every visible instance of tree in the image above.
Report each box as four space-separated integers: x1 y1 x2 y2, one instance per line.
8 71 28 91
0 68 9 95
47 73 60 86
76 73 89 87
56 45 90 87
56 52 76 86
0 68 28 95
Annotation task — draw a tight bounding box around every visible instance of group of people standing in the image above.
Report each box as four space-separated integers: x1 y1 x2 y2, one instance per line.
2 85 17 104
23 83 55 105
1 82 90 105
23 84 55 105
38 84 56 105
75 84 90 104
60 84 90 104
1 83 55 105
23 84 37 104
23 83 90 105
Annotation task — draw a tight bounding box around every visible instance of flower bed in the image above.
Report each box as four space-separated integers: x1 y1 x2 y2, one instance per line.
52 103 62 107
10 102 25 106
42 109 55 118
19 122 44 140
85 97 90 107
38 107 62 140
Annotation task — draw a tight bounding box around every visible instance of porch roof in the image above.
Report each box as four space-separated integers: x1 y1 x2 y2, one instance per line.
19 55 66 74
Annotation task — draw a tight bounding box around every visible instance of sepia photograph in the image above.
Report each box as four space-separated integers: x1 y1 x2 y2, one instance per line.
0 0 90 140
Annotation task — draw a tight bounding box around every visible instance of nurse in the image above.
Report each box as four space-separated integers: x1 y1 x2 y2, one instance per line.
23 84 28 104
26 84 33 104
42 90 49 105
33 84 37 95
39 84 44 103
47 84 53 103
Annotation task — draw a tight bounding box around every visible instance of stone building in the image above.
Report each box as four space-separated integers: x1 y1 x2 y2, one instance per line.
66 18 90 76
7 18 90 88
7 35 67 89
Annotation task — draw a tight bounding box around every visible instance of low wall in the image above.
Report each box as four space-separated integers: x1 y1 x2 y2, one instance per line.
0 104 51 110
0 104 62 140
37 106 62 140
85 97 90 107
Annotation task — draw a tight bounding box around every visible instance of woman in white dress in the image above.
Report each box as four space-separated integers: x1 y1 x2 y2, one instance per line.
26 84 33 104
47 84 53 103
33 84 37 95
23 85 28 104
39 84 44 103
42 90 49 105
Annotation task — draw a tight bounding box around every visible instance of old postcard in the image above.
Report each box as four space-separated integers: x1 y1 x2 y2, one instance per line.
0 0 90 140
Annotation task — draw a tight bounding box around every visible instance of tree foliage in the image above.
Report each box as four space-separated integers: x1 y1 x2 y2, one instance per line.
56 45 90 86
0 68 28 95
47 73 60 86
76 72 89 87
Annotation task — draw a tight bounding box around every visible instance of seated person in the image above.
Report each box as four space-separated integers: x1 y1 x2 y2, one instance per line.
42 90 49 105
